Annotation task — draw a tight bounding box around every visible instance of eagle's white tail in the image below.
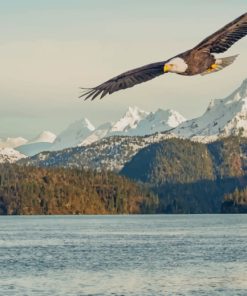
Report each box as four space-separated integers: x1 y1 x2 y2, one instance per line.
216 55 239 68
201 55 238 76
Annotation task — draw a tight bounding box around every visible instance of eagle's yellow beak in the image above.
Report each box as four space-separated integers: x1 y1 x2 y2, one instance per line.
164 64 172 72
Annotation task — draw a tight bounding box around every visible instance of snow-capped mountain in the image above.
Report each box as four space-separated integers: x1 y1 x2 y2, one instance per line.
51 118 95 151
0 148 26 163
81 106 149 146
29 131 56 144
6 77 247 162
127 108 186 136
79 122 113 146
172 78 247 142
19 78 247 169
0 137 28 149
80 107 185 146
9 106 185 157
15 131 56 157
110 106 149 134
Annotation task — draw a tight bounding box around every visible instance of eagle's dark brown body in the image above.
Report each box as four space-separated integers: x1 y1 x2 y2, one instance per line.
80 12 247 100
178 50 215 76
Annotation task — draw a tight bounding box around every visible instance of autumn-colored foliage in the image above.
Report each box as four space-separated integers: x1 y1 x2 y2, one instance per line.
0 164 158 215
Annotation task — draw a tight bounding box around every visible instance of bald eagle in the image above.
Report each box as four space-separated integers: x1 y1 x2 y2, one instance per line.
80 12 247 100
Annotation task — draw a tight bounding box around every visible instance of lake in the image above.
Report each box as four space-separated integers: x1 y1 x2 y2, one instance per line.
0 215 246 295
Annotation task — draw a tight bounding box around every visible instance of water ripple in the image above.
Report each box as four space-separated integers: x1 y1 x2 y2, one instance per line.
0 215 246 295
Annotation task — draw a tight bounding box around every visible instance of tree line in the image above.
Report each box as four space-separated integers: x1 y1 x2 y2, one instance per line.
0 164 158 215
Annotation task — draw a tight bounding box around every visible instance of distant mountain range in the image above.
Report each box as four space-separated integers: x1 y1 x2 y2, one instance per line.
1 78 247 163
0 137 28 149
0 132 56 163
16 131 57 157
51 118 95 151
2 105 185 160
80 106 185 146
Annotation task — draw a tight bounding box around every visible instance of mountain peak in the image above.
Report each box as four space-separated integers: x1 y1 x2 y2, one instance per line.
30 131 56 144
79 122 113 147
124 106 149 119
51 118 95 151
238 78 247 98
173 78 247 141
126 108 185 136
152 109 186 127
240 78 247 88
0 137 28 149
80 118 95 131
110 106 149 133
127 105 145 114
64 118 95 133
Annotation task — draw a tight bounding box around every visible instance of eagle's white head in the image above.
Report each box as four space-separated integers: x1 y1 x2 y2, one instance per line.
164 57 188 73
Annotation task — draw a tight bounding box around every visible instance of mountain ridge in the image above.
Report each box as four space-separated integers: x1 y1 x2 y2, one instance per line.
2 78 247 162
172 78 247 142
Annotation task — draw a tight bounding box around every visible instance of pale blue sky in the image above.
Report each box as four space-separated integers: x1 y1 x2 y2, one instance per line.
0 0 246 138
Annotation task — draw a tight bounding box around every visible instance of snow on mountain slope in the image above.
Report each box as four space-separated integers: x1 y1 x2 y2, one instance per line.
173 79 247 142
80 107 185 146
0 137 28 148
110 106 149 134
29 131 56 144
20 78 247 170
0 148 26 163
21 132 176 171
127 108 186 136
15 131 56 157
7 78 247 158
47 107 149 149
51 118 95 151
79 122 113 146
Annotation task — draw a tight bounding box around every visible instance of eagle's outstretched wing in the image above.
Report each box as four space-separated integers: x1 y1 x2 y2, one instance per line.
194 12 247 53
80 61 166 100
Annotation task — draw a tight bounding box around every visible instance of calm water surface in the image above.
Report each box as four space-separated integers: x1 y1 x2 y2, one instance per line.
0 215 246 296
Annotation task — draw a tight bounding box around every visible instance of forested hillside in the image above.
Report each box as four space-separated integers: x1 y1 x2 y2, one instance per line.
121 137 247 213
0 164 158 215
2 137 247 215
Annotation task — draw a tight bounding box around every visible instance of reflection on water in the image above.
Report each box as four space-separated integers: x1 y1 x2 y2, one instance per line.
0 215 246 295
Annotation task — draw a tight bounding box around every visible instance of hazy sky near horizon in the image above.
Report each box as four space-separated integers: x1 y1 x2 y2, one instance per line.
0 0 247 138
